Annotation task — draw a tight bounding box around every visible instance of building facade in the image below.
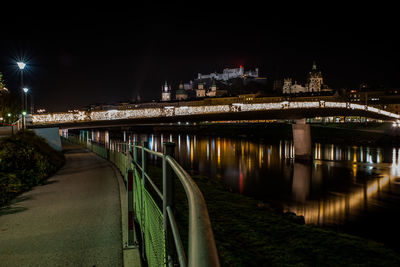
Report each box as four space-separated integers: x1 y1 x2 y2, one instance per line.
206 80 217 97
282 78 293 94
291 82 308 94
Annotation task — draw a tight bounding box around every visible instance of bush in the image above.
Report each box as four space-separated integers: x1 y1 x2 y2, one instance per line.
0 131 65 206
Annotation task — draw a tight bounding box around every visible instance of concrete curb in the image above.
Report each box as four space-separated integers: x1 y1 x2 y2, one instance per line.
111 164 142 267
69 143 142 266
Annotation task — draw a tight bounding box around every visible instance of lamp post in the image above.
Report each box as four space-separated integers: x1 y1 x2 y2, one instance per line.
17 61 26 119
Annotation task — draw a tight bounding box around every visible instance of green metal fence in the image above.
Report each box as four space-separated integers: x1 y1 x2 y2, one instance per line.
63 135 220 267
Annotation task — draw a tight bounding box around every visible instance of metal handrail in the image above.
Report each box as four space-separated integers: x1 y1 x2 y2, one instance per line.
167 206 187 267
143 171 163 200
165 156 220 267
127 141 220 267
66 136 220 267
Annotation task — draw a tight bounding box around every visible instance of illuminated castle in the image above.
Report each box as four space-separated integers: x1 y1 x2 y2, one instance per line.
197 65 259 81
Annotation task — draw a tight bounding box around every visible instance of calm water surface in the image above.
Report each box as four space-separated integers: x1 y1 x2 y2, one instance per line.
86 129 400 250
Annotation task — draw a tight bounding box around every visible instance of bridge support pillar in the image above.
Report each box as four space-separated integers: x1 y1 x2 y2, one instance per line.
292 118 312 161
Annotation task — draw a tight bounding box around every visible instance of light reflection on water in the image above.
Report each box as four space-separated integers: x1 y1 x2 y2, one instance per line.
85 130 400 231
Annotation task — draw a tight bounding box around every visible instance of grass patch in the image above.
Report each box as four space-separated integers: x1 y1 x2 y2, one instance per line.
146 165 400 266
0 131 65 206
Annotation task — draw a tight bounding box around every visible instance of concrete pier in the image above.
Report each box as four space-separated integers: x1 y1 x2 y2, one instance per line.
292 118 312 161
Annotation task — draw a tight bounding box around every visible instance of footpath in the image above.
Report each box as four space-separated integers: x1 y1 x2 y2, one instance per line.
0 141 140 266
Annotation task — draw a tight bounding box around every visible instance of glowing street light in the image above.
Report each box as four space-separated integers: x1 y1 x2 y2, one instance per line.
17 61 27 114
23 87 29 93
17 62 26 70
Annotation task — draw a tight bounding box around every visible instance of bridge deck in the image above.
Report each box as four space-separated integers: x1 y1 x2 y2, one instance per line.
31 101 400 128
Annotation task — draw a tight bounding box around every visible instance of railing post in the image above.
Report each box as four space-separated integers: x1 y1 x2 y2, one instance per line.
141 141 148 186
127 169 136 247
133 141 138 165
141 140 148 260
163 142 175 265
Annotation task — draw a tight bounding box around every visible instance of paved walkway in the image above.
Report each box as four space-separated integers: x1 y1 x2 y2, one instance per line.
0 142 123 266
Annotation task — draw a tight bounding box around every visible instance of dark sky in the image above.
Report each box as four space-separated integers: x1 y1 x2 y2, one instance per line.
0 3 398 111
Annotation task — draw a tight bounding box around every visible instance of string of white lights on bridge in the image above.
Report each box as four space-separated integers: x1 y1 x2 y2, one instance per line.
31 101 400 125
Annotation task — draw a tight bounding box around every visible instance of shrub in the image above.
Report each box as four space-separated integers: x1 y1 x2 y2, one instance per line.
0 131 65 206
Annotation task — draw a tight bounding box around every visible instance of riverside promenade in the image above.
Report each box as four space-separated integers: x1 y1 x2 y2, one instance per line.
0 141 137 266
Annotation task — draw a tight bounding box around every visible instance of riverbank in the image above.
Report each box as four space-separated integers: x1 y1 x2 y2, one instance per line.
147 166 400 266
0 131 65 206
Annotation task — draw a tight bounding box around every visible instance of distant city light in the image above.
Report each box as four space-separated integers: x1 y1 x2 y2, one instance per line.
23 87 29 93
17 62 26 70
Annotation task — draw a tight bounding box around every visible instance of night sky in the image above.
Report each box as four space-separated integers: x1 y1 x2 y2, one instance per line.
0 4 398 111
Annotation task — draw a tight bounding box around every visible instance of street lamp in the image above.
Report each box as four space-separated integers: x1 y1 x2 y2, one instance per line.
17 61 26 116
17 62 26 70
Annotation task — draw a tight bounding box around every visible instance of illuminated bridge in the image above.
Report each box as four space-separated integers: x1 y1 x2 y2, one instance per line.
31 101 400 160
31 101 400 127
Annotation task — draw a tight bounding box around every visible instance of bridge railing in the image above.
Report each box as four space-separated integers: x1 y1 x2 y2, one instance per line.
63 135 220 267
33 101 400 125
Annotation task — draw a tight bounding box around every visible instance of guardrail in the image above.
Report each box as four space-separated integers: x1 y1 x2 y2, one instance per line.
64 135 220 267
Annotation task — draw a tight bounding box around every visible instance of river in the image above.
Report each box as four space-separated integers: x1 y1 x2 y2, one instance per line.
78 128 400 251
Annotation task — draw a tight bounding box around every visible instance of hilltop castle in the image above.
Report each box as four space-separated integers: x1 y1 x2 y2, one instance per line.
197 65 259 81
161 65 261 101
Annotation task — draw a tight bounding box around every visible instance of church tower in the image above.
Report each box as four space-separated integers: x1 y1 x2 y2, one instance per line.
206 79 217 97
161 81 171 101
282 78 292 94
211 79 217 92
175 81 188 100
308 61 323 92
196 82 205 98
